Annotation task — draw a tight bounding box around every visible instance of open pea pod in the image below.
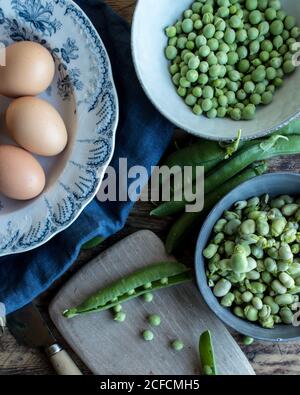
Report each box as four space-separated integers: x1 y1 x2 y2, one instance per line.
199 330 217 376
64 261 192 318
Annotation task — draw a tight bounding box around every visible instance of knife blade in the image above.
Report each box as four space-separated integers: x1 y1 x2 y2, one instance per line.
7 303 82 375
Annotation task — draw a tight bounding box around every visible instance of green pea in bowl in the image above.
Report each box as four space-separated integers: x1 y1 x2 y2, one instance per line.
132 0 300 140
195 173 300 342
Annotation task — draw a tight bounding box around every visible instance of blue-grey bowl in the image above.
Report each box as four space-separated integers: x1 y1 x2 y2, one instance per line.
195 173 300 342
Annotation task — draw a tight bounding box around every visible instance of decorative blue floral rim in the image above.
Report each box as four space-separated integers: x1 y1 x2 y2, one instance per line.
0 0 119 256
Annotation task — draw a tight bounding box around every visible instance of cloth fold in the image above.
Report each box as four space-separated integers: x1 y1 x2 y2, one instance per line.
0 0 173 314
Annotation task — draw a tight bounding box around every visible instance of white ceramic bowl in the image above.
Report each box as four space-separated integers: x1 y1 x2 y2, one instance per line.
0 0 118 256
132 0 300 140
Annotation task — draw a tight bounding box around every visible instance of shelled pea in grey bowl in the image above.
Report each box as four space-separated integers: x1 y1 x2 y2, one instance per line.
195 173 300 342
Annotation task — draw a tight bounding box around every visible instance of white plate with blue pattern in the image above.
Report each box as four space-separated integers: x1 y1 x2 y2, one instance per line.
0 0 119 257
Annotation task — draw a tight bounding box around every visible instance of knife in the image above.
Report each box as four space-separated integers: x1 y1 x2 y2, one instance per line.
7 303 82 375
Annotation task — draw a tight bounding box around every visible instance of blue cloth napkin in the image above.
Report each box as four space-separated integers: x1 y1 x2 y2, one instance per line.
0 0 173 314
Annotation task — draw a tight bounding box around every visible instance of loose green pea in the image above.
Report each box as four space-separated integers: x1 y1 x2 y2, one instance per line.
242 336 254 346
171 339 184 351
143 330 154 341
114 311 126 322
148 314 161 326
143 292 153 303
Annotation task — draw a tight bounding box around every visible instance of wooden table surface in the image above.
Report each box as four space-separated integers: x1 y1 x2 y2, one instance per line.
1 0 300 376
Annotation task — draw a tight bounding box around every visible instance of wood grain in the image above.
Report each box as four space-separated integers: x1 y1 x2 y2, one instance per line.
50 231 254 375
1 0 300 376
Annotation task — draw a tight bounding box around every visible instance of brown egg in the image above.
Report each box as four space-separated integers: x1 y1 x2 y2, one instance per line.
0 145 45 200
6 97 68 156
0 41 55 97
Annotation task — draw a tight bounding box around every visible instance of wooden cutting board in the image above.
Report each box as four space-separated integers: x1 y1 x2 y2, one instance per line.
49 230 255 375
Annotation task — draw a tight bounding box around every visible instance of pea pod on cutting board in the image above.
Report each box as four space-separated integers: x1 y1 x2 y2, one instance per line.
199 330 217 376
63 261 192 318
165 162 268 254
151 134 300 217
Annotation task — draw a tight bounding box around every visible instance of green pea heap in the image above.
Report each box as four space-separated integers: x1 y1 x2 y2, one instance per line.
165 0 300 120
203 194 300 328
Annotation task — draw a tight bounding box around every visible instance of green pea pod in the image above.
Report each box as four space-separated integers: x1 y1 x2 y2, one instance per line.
82 236 104 250
63 261 192 318
199 330 217 376
163 140 225 173
151 135 300 217
163 132 244 171
165 162 268 253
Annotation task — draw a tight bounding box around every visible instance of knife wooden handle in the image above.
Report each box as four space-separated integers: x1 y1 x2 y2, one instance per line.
47 345 82 375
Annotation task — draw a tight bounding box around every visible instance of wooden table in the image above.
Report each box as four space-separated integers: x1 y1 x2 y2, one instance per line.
1 0 300 376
